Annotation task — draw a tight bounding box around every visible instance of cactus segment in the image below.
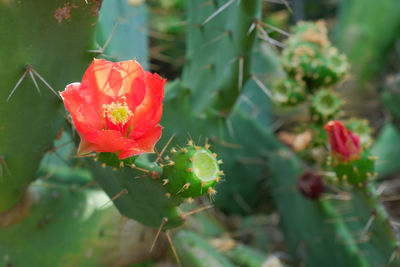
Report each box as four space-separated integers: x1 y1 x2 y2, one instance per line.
310 89 342 123
174 230 235 267
0 0 100 212
281 21 348 89
331 149 375 185
224 244 273 267
96 0 149 68
334 0 400 91
162 146 221 198
343 184 400 267
271 77 306 105
87 156 184 229
183 0 261 113
372 123 400 178
0 180 116 266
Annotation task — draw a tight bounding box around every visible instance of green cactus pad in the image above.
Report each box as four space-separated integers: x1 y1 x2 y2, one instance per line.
162 145 221 198
174 230 235 267
271 77 306 105
331 149 375 185
310 89 342 123
0 0 100 212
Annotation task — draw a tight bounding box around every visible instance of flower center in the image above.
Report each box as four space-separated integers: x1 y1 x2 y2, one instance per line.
103 97 132 125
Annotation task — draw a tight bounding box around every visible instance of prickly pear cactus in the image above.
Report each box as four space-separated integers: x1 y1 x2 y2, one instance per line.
2 1 400 267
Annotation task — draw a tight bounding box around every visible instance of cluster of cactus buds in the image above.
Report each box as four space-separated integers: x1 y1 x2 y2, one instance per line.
270 20 347 133
281 21 349 89
325 120 375 186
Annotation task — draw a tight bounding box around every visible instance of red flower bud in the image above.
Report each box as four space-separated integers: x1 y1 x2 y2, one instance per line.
325 120 361 161
60 59 165 159
297 171 325 200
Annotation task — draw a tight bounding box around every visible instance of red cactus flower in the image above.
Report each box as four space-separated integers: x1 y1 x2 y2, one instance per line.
60 59 165 159
324 120 361 161
297 171 325 200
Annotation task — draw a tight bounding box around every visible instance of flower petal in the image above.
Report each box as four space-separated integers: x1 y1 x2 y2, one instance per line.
128 72 165 139
77 133 97 155
119 126 162 159
83 128 136 153
80 59 115 107
325 120 361 161
60 82 103 129
125 76 146 110
116 59 145 96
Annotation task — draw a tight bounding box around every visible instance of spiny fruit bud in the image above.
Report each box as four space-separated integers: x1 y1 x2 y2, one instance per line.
325 120 375 185
161 144 222 198
297 171 325 200
271 78 306 106
310 89 342 124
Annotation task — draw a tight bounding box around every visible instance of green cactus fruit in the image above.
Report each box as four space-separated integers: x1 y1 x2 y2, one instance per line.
162 143 222 199
282 21 349 89
329 149 375 185
97 152 137 169
271 77 306 105
345 118 373 147
310 89 342 123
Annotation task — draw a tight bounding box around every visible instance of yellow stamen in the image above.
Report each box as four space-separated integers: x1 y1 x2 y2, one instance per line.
103 96 132 125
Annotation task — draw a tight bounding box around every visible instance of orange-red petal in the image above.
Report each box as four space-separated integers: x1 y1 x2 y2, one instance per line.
60 82 103 130
119 125 162 159
128 72 165 139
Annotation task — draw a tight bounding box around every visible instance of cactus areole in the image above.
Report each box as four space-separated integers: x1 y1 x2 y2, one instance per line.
60 59 165 159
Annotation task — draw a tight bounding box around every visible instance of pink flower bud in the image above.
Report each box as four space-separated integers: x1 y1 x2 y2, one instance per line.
325 120 361 161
